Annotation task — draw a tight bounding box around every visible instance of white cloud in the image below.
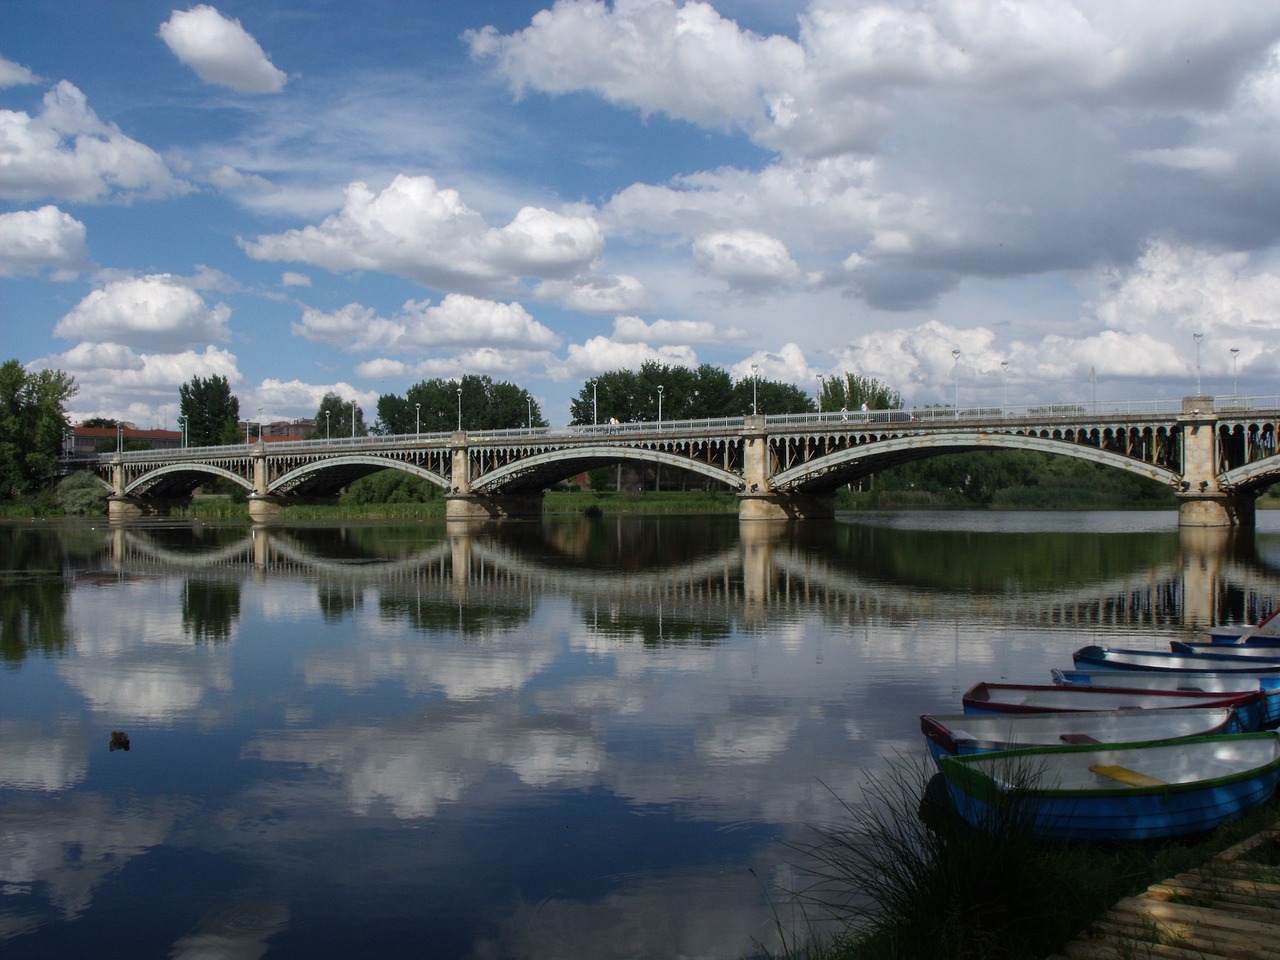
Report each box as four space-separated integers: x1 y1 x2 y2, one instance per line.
557 336 698 379
0 81 184 203
0 56 40 88
242 174 604 295
281 271 310 287
692 228 800 289
291 294 559 353
252 378 379 419
54 274 232 351
158 5 287 94
612 315 741 345
0 205 87 277
534 273 650 313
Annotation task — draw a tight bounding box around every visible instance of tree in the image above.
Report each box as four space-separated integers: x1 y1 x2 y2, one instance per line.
819 373 902 414
0 360 77 499
311 392 367 439
375 375 543 435
179 374 241 446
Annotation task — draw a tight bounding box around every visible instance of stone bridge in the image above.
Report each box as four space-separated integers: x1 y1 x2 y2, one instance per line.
94 395 1279 527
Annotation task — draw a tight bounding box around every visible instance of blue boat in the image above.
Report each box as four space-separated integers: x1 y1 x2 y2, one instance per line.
1052 667 1280 728
921 706 1242 767
1073 645 1280 674
940 732 1280 841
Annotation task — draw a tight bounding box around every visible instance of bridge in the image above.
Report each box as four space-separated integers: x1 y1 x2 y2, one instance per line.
92 394 1279 527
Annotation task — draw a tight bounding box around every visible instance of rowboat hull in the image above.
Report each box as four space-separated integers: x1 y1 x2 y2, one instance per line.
961 681 1265 732
1073 645 1280 674
1052 668 1280 728
1172 639 1280 655
941 732 1280 841
921 706 1241 767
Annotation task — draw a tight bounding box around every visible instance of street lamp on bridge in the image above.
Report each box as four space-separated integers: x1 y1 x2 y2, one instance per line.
590 379 597 426
526 394 532 430
350 400 356 439
415 402 420 439
951 349 961 418
751 364 758 415
1000 360 1009 414
1193 332 1204 396
1231 347 1240 395
456 387 462 431
657 384 663 430
817 373 824 413
325 410 330 439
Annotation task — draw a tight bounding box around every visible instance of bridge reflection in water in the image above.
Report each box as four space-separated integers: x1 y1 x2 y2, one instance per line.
94 396 1280 528
102 515 1280 636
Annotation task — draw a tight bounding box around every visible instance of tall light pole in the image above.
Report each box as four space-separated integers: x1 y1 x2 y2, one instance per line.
117 423 123 454
415 402 420 438
1089 367 1097 409
258 405 263 442
591 379 598 426
951 349 961 418
657 384 663 429
1000 359 1009 414
1231 347 1240 395
817 373 825 413
1193 332 1204 395
350 400 356 439
751 363 759 415
526 394 532 430
456 387 462 431
325 409 330 439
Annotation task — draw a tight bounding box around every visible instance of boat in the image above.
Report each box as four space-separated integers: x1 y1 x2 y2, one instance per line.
940 731 1280 841
1051 667 1280 727
1204 610 1280 644
961 681 1266 731
920 706 1242 767
1072 645 1280 674
1172 639 1280 655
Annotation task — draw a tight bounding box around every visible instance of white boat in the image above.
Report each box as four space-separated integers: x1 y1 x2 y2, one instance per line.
941 732 1280 841
921 706 1241 767
1053 666 1280 727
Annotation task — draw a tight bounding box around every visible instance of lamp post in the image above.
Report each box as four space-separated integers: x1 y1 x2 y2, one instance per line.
1089 367 1097 410
415 402 420 439
526 394 532 430
350 400 356 439
456 387 461 431
325 410 330 439
1194 332 1204 395
751 363 759 415
1000 360 1009 414
817 373 825 413
657 384 663 429
951 349 961 418
258 406 263 442
591 379 597 426
117 423 123 454
1231 347 1240 395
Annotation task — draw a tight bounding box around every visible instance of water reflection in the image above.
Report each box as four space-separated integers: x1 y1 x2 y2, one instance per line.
0 513 1277 959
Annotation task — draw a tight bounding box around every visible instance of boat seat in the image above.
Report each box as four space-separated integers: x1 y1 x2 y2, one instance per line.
1088 764 1168 787
1059 733 1100 744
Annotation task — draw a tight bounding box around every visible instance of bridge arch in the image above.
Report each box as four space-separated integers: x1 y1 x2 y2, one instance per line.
470 444 744 495
123 462 252 497
1220 459 1280 494
268 455 450 497
770 432 1181 491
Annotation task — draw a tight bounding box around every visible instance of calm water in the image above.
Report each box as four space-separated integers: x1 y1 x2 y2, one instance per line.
2 511 1278 959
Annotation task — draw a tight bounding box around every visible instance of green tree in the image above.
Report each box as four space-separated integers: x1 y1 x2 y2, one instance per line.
56 471 109 515
0 359 78 499
376 375 543 435
821 373 902 413
179 374 241 446
311 392 367 439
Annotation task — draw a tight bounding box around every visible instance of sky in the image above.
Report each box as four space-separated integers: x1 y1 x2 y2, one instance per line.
4 0 1280 430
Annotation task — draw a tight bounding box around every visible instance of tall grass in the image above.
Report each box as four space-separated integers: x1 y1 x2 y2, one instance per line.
771 754 1280 960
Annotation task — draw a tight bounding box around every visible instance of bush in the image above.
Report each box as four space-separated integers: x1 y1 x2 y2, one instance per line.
56 470 108 516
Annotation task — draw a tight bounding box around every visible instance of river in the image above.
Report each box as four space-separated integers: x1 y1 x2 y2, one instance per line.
2 511 1278 959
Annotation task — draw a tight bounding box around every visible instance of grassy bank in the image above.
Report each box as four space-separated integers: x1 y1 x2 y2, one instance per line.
771 756 1280 960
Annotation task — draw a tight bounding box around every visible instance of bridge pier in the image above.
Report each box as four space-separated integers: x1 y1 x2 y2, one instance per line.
248 495 284 523
107 496 155 520
738 415 836 520
445 492 544 520
1176 396 1256 529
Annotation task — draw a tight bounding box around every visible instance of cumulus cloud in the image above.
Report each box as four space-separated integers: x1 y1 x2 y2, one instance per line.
292 294 558 353
557 337 698 379
158 5 287 94
281 271 310 287
612 315 742 345
54 274 232 351
0 205 87 277
0 56 40 88
534 273 650 313
242 174 604 295
0 81 184 202
692 228 800 289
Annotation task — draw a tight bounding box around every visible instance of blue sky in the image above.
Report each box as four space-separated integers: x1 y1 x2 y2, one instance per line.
4 0 1280 430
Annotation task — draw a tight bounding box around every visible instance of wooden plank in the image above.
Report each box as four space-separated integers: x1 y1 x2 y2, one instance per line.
1088 763 1168 787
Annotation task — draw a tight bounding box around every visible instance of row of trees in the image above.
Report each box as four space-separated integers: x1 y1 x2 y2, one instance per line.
0 359 77 499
